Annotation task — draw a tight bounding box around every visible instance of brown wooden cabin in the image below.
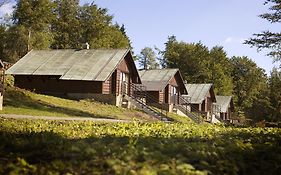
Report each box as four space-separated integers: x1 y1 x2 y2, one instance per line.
5 49 141 106
138 69 187 112
185 83 216 119
214 96 234 121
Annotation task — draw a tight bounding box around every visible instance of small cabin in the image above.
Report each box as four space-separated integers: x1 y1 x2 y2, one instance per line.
214 96 234 121
185 83 216 119
5 49 141 106
138 69 187 112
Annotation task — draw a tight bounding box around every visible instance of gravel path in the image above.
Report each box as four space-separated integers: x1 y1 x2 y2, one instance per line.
0 114 131 123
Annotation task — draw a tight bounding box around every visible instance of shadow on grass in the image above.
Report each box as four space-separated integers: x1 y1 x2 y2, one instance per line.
1 129 281 174
3 89 114 119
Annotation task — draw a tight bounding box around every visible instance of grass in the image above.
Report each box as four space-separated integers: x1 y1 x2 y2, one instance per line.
1 118 281 174
0 86 158 121
0 76 192 122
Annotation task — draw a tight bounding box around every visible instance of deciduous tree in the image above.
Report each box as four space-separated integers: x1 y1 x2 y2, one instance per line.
269 67 281 121
230 56 269 119
163 36 211 83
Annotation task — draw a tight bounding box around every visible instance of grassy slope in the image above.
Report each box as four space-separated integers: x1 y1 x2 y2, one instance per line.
0 86 158 121
0 76 191 122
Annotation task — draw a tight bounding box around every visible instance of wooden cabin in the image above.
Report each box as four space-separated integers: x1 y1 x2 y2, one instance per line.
138 69 187 112
185 83 216 119
214 96 234 121
5 49 141 106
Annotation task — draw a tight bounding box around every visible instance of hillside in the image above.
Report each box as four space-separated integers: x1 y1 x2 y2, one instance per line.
0 77 191 123
0 86 156 121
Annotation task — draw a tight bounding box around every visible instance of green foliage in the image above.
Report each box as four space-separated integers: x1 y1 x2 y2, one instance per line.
209 46 233 95
1 118 281 174
230 56 269 119
269 68 281 121
162 36 233 95
78 4 130 49
0 0 130 62
163 36 211 83
137 47 159 70
13 0 54 50
51 0 80 49
245 0 281 62
0 25 29 62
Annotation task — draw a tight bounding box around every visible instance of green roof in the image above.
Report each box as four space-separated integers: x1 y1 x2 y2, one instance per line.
185 83 215 104
138 69 179 91
215 96 233 113
6 49 130 81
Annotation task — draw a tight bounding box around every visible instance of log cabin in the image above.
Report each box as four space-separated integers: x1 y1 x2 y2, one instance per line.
214 96 234 122
138 69 187 112
5 49 141 106
184 83 216 120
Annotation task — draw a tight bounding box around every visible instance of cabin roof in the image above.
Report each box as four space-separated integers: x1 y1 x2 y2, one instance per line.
185 83 216 104
138 69 183 91
6 49 131 81
215 96 234 113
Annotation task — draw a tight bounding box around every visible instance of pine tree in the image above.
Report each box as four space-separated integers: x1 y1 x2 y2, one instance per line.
137 47 159 70
245 0 281 62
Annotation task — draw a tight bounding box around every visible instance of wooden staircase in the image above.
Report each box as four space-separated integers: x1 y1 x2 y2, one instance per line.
121 81 171 121
176 95 203 124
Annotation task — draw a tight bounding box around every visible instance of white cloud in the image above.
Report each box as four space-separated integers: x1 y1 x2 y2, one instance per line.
224 36 246 44
225 37 233 43
0 2 14 16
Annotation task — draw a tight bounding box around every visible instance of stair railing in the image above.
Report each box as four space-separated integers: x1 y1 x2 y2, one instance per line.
120 81 170 121
177 95 203 123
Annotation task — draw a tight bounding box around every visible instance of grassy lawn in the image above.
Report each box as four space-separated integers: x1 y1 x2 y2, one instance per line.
0 84 157 121
0 76 191 122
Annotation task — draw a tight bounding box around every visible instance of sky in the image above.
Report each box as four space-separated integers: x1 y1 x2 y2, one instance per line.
1 0 280 75
80 0 280 75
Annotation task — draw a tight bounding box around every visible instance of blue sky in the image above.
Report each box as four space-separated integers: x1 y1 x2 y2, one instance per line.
1 0 280 74
81 0 280 75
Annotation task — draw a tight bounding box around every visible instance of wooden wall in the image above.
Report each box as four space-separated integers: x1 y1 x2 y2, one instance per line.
15 75 103 94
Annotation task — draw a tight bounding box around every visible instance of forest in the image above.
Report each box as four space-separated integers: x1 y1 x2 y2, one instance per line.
0 0 281 122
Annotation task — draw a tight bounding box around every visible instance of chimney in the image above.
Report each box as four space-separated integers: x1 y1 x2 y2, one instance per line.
85 42 90 50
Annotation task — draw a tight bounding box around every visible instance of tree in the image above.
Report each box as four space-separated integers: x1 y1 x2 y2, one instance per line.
79 4 130 49
13 0 54 51
245 0 281 62
137 47 159 70
51 0 80 49
0 0 54 62
0 25 29 62
163 36 211 83
230 56 269 119
209 46 233 95
268 67 281 121
162 36 234 95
